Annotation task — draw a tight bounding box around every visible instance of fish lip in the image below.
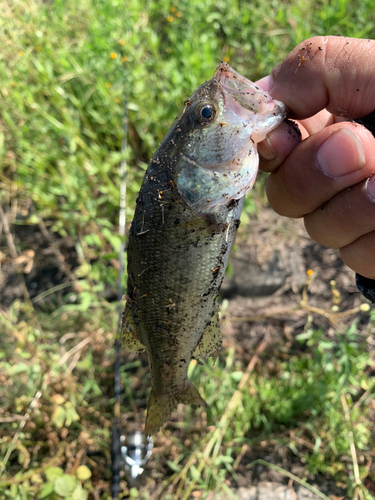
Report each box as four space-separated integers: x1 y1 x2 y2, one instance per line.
214 62 261 89
214 61 288 119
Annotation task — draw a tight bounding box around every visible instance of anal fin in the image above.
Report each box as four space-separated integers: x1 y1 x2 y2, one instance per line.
193 305 222 360
121 305 145 353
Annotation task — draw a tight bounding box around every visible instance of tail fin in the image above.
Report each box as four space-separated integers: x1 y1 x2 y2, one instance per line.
145 382 208 436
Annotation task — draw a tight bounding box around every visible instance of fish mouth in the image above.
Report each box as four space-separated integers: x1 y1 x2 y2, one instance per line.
214 62 288 141
214 62 264 95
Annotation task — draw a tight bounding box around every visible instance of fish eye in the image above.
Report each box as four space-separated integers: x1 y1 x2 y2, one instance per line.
193 102 217 125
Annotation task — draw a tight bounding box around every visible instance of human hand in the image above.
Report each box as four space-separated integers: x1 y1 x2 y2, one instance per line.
256 36 375 280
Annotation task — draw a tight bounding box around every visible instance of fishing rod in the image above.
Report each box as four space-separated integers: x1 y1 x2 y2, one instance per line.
110 98 153 499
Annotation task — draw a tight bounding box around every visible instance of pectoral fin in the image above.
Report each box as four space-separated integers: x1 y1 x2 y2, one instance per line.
121 305 145 353
193 305 222 360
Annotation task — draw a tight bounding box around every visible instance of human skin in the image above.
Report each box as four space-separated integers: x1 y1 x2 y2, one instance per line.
255 36 375 280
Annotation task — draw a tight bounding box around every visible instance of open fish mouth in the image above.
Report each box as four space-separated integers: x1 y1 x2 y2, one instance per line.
214 62 287 142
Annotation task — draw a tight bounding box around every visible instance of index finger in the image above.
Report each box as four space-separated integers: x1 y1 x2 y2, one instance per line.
267 36 375 120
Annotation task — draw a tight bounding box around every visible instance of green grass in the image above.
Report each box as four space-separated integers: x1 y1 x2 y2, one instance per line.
1 0 375 498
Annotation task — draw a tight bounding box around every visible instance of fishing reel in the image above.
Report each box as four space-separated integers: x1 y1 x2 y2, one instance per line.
111 425 153 497
121 431 153 486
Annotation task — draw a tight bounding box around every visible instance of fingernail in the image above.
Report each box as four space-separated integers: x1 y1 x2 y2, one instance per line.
317 128 366 177
258 136 277 161
365 174 375 202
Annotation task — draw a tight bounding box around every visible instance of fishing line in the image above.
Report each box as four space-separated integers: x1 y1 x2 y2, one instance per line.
110 89 127 500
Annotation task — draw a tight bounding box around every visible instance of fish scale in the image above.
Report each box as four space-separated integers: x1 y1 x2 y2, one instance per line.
122 63 287 435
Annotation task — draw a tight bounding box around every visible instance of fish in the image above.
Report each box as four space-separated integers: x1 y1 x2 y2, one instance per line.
122 63 287 435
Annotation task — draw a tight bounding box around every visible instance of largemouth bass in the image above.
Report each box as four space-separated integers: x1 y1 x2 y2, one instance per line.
122 63 287 435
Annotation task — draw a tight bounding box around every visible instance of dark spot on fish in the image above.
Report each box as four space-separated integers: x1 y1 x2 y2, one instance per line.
202 285 214 297
220 243 228 256
212 223 225 235
226 198 239 210
174 218 180 225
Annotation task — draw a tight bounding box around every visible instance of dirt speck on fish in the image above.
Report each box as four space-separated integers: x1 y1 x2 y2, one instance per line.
122 63 287 435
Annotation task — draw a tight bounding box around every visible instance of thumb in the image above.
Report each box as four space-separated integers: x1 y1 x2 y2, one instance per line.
265 36 375 120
